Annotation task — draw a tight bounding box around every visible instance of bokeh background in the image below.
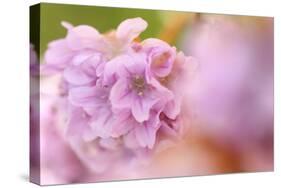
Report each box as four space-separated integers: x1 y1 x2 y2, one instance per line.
30 3 273 185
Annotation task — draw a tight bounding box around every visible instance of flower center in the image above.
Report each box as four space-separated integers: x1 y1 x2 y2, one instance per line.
132 75 146 96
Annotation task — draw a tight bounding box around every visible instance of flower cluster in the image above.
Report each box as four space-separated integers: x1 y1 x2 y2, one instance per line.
42 17 194 173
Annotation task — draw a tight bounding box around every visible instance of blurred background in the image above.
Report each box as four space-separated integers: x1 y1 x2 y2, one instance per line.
30 3 273 184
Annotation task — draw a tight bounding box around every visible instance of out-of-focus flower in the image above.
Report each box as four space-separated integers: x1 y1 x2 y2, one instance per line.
183 16 273 170
30 44 40 183
42 17 195 176
30 44 39 76
31 44 87 184
40 92 86 185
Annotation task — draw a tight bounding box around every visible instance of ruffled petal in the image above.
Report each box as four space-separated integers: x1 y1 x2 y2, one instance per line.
109 79 132 109
116 17 148 45
99 138 120 150
63 66 95 85
143 38 176 77
66 106 96 141
71 50 95 66
111 111 134 137
124 52 147 75
66 25 107 52
163 98 181 119
43 39 73 74
103 55 132 86
135 125 157 149
89 107 114 138
147 77 174 104
68 86 108 108
123 130 140 149
131 97 157 122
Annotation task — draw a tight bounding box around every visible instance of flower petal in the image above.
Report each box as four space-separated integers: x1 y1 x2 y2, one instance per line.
135 125 157 149
66 25 107 52
116 17 148 44
103 55 132 86
163 98 181 119
143 38 176 77
63 66 95 85
111 111 134 137
43 39 73 74
71 51 95 66
68 86 107 108
99 138 120 150
89 107 114 138
132 97 156 122
123 130 140 149
66 106 96 141
110 79 132 109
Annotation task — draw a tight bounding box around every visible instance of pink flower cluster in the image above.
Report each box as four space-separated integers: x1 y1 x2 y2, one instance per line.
42 17 193 173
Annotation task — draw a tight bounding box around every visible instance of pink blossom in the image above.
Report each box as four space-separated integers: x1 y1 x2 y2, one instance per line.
42 17 194 176
106 52 174 122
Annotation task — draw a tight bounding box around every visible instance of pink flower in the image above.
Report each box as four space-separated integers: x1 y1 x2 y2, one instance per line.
106 52 174 122
42 17 194 176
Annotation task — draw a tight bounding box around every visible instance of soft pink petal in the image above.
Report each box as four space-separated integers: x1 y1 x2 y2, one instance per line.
66 25 107 52
103 55 132 86
151 51 175 77
68 86 107 108
159 121 178 137
71 50 95 66
43 39 73 73
61 21 73 30
135 125 157 149
116 17 148 44
63 66 95 85
66 106 96 141
89 107 114 138
146 78 174 104
132 97 157 122
111 111 134 137
143 38 176 77
109 79 132 109
163 98 181 119
99 138 120 150
142 38 170 49
123 130 140 149
124 52 147 75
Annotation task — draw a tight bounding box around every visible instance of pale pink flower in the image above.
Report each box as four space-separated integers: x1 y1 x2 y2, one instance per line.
41 17 194 176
